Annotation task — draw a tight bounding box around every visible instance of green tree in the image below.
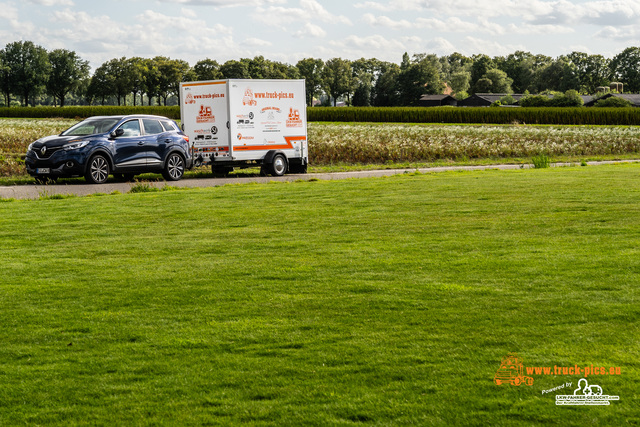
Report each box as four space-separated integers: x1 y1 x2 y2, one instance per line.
610 47 640 93
449 71 471 94
566 52 611 93
478 68 513 93
127 57 148 106
296 58 324 106
351 57 380 107
143 58 161 106
495 51 539 93
372 62 400 106
194 58 222 81
220 60 250 79
322 58 352 106
3 41 50 106
156 57 193 105
46 49 89 107
87 63 114 105
442 52 473 90
397 53 444 106
534 58 579 93
0 50 10 106
470 54 495 93
104 57 134 106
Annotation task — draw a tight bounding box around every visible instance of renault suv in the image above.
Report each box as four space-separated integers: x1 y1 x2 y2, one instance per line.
25 115 192 184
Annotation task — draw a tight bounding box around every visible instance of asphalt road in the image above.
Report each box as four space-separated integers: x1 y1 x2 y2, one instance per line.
1 160 638 200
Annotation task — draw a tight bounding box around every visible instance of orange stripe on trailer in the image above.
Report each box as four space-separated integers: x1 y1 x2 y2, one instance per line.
182 81 227 87
233 136 306 152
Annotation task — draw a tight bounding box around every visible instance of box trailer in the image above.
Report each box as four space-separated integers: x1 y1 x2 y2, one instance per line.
179 79 308 176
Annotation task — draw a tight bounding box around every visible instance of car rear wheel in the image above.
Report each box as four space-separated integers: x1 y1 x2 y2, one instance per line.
85 154 110 184
163 153 185 181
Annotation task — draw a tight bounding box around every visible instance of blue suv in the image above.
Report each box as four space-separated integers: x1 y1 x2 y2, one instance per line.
25 115 192 184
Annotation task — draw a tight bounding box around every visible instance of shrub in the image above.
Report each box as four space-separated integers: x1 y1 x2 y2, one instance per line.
594 97 633 108
519 95 550 108
500 95 516 105
532 153 551 168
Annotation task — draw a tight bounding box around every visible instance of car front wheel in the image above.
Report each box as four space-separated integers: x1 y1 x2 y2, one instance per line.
163 153 185 181
85 154 110 184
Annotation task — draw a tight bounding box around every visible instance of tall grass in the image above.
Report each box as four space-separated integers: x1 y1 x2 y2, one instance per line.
308 123 640 165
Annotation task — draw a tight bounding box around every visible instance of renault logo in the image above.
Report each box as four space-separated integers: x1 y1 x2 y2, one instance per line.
40 146 47 156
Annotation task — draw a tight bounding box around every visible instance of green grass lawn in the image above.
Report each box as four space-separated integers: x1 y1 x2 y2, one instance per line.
1 165 638 425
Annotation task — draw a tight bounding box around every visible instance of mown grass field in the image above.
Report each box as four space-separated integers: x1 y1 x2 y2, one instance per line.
1 165 638 425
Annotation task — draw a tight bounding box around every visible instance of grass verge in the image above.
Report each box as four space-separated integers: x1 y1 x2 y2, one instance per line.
0 165 638 424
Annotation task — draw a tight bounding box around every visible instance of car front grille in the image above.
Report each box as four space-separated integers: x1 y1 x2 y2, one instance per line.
34 147 62 159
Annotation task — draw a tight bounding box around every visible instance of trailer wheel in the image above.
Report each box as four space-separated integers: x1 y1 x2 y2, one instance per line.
269 153 288 176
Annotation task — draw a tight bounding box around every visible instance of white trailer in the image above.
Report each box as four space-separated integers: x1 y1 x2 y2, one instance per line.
179 79 308 176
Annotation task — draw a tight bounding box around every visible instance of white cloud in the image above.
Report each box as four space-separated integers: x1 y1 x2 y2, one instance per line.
27 0 74 5
244 37 272 47
180 7 197 18
252 0 351 28
157 0 286 6
594 25 639 41
462 36 523 57
0 2 18 20
363 13 412 30
294 22 327 38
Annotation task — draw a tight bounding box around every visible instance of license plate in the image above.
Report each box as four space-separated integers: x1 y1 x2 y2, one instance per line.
37 168 50 174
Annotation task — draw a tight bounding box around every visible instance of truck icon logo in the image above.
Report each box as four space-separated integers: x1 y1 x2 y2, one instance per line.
243 88 257 106
494 353 534 386
196 105 215 123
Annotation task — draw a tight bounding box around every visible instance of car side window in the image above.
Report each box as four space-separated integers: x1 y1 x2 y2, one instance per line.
143 119 165 135
161 120 176 132
118 120 141 137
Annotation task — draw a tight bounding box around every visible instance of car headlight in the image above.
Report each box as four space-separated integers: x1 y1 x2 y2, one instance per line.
63 140 90 151
28 142 34 152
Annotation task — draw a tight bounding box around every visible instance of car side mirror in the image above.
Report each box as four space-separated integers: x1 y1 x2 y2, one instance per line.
110 128 125 139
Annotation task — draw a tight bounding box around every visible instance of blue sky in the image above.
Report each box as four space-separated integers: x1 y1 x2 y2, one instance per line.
1 0 639 70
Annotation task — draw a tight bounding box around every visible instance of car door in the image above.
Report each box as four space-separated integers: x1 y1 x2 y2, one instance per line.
141 118 168 169
113 119 147 170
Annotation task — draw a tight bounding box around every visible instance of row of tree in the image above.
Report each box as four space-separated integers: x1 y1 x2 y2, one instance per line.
2 40 640 108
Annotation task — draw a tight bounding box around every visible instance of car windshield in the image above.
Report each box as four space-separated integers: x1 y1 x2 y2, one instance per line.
61 118 121 136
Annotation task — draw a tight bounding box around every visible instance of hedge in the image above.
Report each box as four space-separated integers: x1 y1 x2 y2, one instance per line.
307 107 640 125
1 105 640 125
0 106 181 120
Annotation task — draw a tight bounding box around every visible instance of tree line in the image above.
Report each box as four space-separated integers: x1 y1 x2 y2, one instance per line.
2 40 640 108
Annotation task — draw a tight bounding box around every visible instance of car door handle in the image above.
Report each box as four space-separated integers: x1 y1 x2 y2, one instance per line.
138 141 145 145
